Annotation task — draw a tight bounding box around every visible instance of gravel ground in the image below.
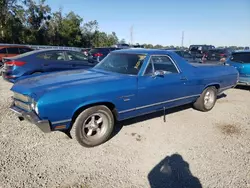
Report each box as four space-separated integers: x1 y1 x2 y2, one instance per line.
0 80 250 188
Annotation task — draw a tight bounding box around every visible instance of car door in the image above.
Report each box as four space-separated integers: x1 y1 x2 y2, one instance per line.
37 51 71 72
137 55 195 114
65 51 94 69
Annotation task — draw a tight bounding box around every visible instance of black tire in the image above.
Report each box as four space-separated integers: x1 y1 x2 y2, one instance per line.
70 105 114 147
193 86 217 112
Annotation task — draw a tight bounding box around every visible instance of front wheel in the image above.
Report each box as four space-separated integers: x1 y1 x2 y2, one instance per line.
193 86 217 112
70 105 114 147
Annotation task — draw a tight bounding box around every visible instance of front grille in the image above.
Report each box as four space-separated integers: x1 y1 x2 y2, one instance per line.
13 92 30 103
14 100 31 111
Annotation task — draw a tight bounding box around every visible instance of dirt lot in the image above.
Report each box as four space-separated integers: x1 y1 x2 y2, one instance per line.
0 80 249 188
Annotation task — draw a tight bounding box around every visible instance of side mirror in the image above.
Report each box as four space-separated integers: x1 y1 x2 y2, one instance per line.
153 70 165 77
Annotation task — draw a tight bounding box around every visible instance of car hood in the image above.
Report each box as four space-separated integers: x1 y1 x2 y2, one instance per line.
11 69 123 97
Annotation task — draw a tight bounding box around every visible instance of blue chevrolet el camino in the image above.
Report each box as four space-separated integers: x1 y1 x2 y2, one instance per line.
10 49 238 147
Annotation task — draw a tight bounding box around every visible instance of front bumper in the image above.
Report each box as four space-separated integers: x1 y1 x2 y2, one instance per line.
237 77 250 86
10 105 51 133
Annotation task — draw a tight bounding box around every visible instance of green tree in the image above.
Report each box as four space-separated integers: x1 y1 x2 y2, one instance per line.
47 9 63 45
0 0 25 43
106 32 118 46
59 11 83 46
154 44 163 49
143 44 154 48
23 0 51 44
82 20 99 47
119 38 126 44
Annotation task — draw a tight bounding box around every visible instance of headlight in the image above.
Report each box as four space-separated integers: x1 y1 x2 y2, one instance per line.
13 92 31 102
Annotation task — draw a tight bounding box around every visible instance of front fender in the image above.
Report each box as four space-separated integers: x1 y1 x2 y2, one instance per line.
71 99 116 118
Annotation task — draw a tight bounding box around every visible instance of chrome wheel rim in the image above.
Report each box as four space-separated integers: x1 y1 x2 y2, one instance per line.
82 113 108 139
204 90 215 108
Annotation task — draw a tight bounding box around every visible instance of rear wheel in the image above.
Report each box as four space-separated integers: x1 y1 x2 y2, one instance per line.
70 105 114 147
193 86 217 112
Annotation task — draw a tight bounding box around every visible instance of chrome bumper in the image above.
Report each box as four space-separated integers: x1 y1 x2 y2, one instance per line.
237 81 250 86
10 105 51 133
237 77 250 86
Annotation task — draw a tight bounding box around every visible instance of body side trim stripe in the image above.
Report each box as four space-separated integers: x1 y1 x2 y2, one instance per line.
219 85 235 90
118 94 200 114
51 119 72 125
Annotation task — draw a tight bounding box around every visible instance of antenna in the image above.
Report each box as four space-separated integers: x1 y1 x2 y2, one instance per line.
181 31 184 48
130 25 133 45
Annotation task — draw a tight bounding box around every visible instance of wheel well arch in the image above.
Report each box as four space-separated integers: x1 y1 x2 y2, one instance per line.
69 102 118 130
204 83 220 91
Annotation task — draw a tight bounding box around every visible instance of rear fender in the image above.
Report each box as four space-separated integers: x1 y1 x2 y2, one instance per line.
202 83 220 92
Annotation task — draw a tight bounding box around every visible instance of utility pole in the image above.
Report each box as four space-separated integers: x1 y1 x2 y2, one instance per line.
130 25 133 45
181 31 184 48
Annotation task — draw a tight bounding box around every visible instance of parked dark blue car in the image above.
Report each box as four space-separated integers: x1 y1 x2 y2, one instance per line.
10 49 238 147
1 49 94 83
225 50 250 86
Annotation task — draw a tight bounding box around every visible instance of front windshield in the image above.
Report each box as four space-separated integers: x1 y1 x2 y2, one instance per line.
94 53 147 75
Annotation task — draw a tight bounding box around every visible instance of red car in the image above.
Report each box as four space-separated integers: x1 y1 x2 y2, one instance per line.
0 45 33 62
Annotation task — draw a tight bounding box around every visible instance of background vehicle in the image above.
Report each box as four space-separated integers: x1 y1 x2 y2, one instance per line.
189 45 215 58
81 48 91 56
225 50 250 85
111 43 130 48
131 44 145 48
0 45 33 63
10 49 238 147
87 47 122 63
206 48 232 61
171 50 201 63
2 49 93 83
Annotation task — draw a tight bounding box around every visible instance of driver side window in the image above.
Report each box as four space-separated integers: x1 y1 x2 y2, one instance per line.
144 55 179 75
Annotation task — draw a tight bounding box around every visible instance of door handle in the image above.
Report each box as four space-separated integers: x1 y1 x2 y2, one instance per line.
180 76 188 81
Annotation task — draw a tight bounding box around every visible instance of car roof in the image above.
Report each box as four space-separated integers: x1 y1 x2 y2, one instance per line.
208 48 227 50
5 49 81 58
111 48 176 55
92 47 119 49
31 49 80 53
